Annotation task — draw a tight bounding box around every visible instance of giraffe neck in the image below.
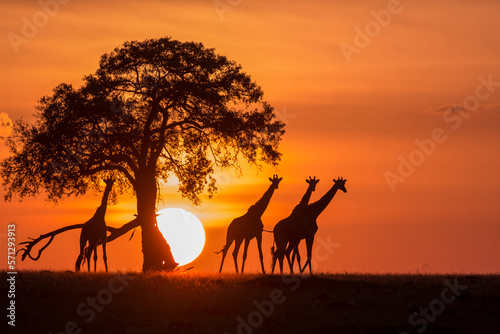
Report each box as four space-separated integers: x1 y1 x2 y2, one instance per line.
298 185 315 206
308 184 340 218
95 182 113 218
250 184 276 217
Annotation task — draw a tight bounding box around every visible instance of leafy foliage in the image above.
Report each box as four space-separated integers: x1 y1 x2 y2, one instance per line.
1 37 285 204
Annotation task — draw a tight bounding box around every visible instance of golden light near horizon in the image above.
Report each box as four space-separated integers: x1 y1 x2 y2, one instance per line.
157 208 206 266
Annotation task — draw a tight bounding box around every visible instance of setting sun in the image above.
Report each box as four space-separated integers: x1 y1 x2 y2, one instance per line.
156 208 206 266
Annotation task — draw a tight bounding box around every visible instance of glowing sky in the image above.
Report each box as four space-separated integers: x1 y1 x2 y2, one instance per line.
1 0 499 273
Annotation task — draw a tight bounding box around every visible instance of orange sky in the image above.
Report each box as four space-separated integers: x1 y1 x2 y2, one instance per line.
1 0 500 273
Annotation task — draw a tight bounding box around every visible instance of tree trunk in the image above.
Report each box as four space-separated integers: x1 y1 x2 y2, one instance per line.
136 171 178 272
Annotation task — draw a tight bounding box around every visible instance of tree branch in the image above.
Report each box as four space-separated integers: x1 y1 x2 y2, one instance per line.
17 224 84 261
17 218 141 263
82 164 136 187
85 145 139 178
150 108 170 164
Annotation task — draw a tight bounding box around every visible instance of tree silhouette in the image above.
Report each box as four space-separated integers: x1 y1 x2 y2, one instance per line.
1 37 285 271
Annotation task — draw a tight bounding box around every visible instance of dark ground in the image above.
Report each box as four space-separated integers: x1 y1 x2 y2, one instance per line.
2 271 500 334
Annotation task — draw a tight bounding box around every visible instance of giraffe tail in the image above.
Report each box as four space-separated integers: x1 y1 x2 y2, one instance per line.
75 247 89 271
80 247 90 267
214 245 227 255
75 254 83 272
270 240 276 259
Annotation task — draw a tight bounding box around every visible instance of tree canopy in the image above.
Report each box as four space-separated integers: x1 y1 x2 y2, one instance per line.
1 37 285 204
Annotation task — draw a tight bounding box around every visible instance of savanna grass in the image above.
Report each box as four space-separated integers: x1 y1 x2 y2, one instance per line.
3 270 500 334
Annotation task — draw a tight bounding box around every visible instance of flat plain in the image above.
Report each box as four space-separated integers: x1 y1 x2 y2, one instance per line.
3 271 500 334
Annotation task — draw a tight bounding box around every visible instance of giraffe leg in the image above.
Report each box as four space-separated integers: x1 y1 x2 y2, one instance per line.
256 234 266 274
240 238 251 273
218 251 226 274
86 247 92 272
271 241 279 274
301 236 315 274
218 239 233 273
284 240 297 274
87 239 97 272
279 245 287 275
275 239 287 275
290 243 302 272
232 239 243 273
280 242 288 274
294 246 302 273
93 246 98 272
271 234 283 274
271 248 277 274
76 234 87 272
102 238 108 272
83 242 92 272
75 253 83 272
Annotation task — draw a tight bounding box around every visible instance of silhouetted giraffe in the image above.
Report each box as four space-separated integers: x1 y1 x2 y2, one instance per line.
275 177 347 274
271 176 320 274
216 175 282 273
75 179 114 272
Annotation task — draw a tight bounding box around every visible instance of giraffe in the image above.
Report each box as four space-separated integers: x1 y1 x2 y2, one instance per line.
75 178 115 272
275 177 347 274
271 176 320 274
216 175 282 274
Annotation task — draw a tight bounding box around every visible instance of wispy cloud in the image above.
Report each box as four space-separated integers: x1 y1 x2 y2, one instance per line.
423 103 500 117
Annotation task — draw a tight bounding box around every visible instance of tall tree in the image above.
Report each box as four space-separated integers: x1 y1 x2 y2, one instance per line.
1 37 285 271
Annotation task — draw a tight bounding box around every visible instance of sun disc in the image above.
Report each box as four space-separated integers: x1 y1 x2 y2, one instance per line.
156 208 205 266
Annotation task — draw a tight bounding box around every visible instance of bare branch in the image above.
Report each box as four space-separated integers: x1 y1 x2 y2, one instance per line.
17 218 141 263
17 224 84 261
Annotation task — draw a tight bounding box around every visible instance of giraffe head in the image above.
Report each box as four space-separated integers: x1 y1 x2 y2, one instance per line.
306 176 320 191
269 174 283 189
104 178 115 187
333 177 347 193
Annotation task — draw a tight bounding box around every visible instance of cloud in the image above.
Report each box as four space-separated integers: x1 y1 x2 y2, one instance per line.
423 105 459 114
0 112 13 137
423 103 500 117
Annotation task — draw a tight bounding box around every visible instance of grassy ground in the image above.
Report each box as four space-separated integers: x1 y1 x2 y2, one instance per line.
3 271 500 334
